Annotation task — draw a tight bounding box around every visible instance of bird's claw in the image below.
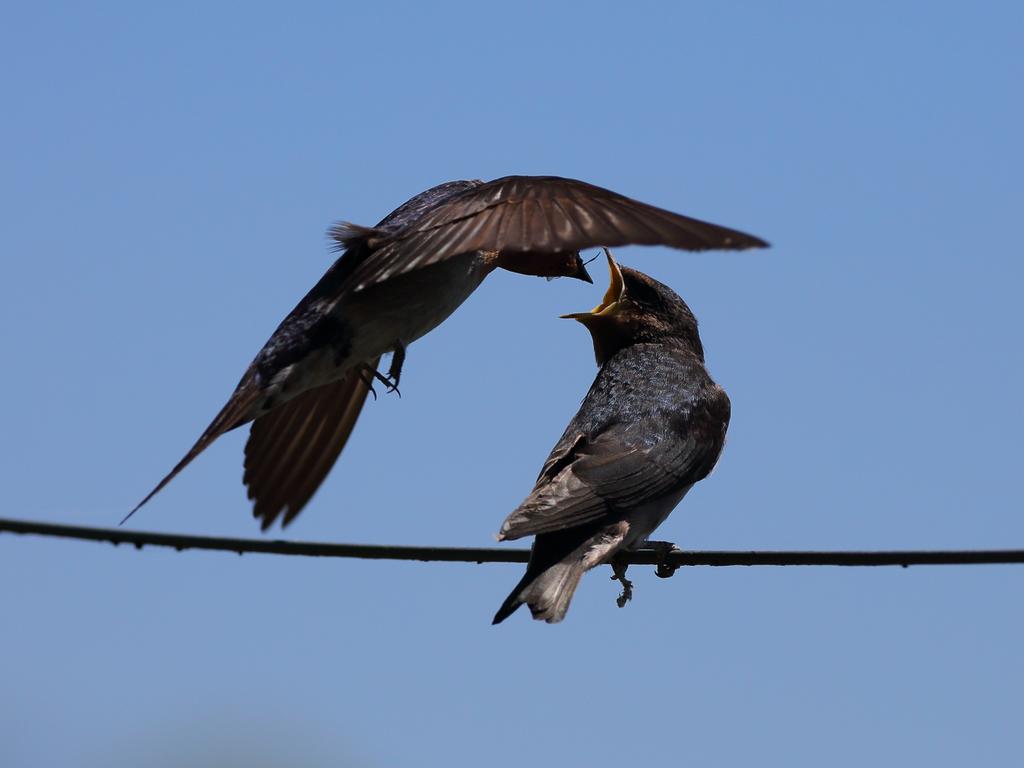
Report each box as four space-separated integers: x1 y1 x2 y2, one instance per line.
610 557 634 608
643 539 683 579
377 373 401 397
359 365 401 399
656 562 680 579
357 366 379 400
385 342 406 397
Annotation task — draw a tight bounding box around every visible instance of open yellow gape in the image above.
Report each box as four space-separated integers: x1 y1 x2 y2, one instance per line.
561 248 624 322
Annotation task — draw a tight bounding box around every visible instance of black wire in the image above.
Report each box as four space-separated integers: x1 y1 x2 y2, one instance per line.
2 517 1023 568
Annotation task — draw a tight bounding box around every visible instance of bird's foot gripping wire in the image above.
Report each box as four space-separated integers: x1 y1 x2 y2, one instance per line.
642 540 683 579
610 557 634 609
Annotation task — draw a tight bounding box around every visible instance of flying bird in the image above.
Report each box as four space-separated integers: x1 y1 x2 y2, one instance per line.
129 177 763 530
493 250 732 624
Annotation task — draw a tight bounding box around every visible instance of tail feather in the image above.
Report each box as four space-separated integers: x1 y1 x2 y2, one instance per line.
121 379 263 525
492 560 585 625
492 520 629 625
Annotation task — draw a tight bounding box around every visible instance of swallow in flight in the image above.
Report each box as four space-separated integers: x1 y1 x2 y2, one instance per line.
129 177 763 529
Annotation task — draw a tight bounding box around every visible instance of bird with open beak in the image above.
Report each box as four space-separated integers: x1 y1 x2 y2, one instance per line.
493 250 731 624
129 177 762 530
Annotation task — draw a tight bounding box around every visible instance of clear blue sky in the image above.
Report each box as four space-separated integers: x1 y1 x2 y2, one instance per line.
2 2 1022 766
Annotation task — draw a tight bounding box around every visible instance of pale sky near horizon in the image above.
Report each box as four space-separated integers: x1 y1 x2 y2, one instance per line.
2 3 1022 766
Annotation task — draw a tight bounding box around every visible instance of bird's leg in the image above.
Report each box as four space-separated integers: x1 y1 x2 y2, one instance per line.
641 539 683 579
609 556 634 608
383 341 406 396
359 359 404 399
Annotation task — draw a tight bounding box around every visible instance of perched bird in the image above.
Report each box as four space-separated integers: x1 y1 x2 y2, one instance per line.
129 177 763 530
493 250 732 624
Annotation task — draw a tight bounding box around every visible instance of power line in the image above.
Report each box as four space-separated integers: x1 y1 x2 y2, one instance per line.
2 517 1023 569
0 518 526 563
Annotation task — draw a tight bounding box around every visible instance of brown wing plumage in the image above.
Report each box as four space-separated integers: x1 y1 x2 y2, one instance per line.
498 429 711 541
123 372 263 524
243 358 378 530
347 175 768 289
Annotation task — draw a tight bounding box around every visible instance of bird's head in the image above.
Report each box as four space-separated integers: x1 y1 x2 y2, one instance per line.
496 250 593 283
558 251 596 283
561 249 703 366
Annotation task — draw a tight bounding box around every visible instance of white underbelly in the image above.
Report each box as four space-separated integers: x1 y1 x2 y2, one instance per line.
344 252 489 362
621 484 693 550
261 252 490 408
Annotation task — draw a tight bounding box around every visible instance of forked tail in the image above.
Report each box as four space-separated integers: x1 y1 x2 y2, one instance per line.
492 559 585 624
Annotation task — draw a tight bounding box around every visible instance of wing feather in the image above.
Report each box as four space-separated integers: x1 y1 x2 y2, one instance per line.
244 359 378 529
349 176 767 288
499 377 730 541
547 196 582 242
498 433 706 540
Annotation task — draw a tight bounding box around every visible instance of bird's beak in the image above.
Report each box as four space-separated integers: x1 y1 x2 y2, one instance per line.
569 253 594 283
560 248 624 323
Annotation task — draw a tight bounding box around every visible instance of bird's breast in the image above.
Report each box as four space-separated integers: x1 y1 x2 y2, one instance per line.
342 251 491 361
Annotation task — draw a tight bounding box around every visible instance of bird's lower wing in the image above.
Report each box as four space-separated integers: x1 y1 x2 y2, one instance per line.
123 371 264 524
498 432 708 541
243 359 378 530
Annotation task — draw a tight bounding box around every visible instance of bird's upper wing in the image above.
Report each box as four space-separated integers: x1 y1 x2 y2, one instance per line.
498 418 723 541
335 176 767 289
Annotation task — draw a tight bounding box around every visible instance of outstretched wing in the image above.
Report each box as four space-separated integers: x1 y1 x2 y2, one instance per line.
338 175 768 289
243 359 378 530
123 369 264 525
